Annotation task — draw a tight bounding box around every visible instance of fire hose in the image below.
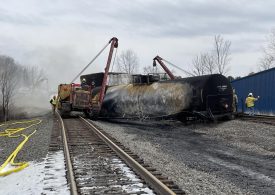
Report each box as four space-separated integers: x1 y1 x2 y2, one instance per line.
0 119 42 176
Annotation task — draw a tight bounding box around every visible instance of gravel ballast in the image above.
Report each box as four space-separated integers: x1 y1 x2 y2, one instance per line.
0 113 54 164
1 113 274 194
92 119 275 195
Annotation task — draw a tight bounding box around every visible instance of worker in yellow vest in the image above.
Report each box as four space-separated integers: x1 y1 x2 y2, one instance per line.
245 93 260 116
50 95 57 113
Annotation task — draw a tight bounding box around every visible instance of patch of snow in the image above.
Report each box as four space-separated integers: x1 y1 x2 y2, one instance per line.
111 158 155 194
0 150 69 195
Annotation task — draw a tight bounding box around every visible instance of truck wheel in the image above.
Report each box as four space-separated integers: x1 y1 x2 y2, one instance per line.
60 110 70 118
89 109 99 120
84 110 91 118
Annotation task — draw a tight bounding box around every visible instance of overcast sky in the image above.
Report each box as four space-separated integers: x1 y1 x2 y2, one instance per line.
0 0 274 89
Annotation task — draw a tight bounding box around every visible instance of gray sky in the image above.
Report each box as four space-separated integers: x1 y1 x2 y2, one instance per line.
0 0 274 89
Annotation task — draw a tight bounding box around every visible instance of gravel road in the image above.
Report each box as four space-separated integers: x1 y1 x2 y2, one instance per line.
92 119 275 195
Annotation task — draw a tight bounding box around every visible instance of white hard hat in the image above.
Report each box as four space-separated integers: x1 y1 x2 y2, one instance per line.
82 78 86 81
248 93 253 96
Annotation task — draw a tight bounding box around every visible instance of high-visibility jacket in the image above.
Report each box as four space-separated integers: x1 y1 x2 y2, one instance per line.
245 96 257 108
51 98 57 105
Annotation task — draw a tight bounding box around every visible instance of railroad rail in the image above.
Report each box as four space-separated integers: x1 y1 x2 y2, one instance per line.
56 112 185 194
238 113 275 125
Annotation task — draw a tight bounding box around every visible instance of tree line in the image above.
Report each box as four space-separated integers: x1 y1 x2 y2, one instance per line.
115 35 232 77
259 30 275 70
0 55 47 122
116 31 275 80
191 35 231 76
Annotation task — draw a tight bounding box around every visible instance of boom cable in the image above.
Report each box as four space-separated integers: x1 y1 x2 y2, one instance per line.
162 58 195 77
71 41 111 83
111 47 118 72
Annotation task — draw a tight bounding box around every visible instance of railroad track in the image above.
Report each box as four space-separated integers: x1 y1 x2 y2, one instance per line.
56 112 185 195
238 114 275 125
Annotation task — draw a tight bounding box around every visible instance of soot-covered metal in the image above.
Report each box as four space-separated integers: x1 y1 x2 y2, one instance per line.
82 73 234 120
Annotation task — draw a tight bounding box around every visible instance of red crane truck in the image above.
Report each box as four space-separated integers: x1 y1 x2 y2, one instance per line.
57 37 118 118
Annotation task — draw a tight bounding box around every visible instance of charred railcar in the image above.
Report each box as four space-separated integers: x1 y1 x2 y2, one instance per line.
81 73 233 121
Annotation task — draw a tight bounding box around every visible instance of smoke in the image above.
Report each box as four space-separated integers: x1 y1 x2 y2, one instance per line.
23 46 85 89
0 51 78 119
11 45 89 118
1 42 113 119
23 45 111 92
12 88 51 118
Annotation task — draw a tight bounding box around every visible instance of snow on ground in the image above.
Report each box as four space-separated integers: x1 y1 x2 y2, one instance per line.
0 150 69 195
111 158 154 194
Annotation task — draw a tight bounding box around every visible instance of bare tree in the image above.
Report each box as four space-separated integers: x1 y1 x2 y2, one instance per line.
267 30 275 53
116 49 139 74
204 52 216 74
191 35 231 76
192 54 205 76
248 72 255 76
0 55 18 121
143 65 161 74
259 54 274 70
213 35 231 75
22 66 47 91
259 30 275 70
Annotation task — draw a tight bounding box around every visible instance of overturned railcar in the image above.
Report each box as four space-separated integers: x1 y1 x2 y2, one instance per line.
81 73 233 121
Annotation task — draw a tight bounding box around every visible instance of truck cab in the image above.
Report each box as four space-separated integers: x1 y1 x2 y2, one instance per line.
57 83 92 116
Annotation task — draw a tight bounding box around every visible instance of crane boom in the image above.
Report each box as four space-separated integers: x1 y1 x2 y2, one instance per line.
98 37 118 106
153 55 175 80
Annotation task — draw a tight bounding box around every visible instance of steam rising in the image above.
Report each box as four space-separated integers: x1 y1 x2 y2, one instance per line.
13 89 51 118
10 46 98 118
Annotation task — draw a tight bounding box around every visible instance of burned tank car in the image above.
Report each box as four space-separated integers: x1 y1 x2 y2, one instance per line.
173 74 234 120
82 73 233 121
